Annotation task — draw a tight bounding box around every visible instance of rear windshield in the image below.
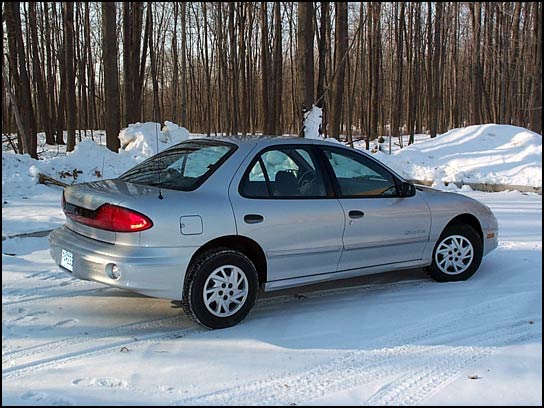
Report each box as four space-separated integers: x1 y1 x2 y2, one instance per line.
120 140 236 191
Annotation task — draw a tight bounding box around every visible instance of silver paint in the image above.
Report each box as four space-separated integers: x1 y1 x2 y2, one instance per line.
49 136 499 301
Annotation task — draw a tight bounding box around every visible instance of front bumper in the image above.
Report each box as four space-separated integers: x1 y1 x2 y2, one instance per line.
482 228 499 256
49 225 197 300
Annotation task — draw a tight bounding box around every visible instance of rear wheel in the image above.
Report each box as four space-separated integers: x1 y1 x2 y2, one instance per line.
182 248 258 329
427 224 483 282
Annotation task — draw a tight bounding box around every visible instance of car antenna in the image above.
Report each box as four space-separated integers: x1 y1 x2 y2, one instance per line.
155 119 163 200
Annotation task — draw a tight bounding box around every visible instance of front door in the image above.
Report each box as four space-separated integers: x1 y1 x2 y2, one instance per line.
318 146 431 272
229 145 345 282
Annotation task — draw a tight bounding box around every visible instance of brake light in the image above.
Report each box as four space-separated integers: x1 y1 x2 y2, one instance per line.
64 202 153 232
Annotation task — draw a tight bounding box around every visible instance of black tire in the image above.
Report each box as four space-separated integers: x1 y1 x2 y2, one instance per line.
427 224 483 282
182 247 259 329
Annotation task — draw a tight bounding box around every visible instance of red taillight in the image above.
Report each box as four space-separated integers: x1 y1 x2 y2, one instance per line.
64 202 153 232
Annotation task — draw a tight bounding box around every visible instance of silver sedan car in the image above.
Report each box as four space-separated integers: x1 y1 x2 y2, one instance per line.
49 137 499 329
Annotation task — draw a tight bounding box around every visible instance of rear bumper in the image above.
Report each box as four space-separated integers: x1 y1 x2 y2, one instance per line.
49 225 197 300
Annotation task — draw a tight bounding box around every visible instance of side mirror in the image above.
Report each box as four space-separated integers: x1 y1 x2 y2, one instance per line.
399 181 416 197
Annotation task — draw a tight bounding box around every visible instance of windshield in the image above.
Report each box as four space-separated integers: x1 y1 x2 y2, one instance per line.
120 140 236 191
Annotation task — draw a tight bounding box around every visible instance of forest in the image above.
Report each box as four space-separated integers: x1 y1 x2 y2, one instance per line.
2 2 542 158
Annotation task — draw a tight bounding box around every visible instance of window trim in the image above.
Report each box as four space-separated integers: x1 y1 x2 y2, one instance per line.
238 144 335 200
316 145 404 199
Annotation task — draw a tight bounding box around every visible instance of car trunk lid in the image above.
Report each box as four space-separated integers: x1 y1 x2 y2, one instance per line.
63 179 161 244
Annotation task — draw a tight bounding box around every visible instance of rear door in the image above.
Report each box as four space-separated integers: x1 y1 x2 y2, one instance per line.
229 145 345 282
318 146 431 272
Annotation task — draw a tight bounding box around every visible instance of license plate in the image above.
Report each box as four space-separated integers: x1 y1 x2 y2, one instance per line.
61 249 74 272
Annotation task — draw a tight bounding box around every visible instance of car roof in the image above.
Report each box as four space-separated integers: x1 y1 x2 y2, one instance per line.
189 135 342 148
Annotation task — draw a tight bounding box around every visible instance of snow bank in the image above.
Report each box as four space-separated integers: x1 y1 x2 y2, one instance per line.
2 153 42 197
2 122 192 199
162 121 190 143
2 140 138 196
118 122 189 162
371 124 542 188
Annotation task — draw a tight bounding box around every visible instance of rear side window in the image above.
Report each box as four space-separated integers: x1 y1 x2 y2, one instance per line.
120 140 236 191
240 146 328 198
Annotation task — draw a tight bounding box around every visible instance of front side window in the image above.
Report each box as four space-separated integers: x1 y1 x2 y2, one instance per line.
322 147 398 197
240 147 327 198
120 140 236 191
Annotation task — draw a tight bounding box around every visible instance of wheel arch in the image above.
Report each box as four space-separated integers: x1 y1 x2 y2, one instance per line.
188 235 267 286
443 213 483 243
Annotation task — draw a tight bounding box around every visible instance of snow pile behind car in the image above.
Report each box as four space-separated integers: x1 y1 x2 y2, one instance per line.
2 122 191 195
371 124 542 188
2 122 542 199
119 121 189 162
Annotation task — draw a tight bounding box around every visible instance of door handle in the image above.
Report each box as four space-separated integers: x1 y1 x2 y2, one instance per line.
244 214 264 224
348 210 365 219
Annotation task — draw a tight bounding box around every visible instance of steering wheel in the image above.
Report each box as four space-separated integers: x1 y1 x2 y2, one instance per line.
165 167 181 180
298 169 316 190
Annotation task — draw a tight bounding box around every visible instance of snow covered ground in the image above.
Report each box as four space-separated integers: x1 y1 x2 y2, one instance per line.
2 122 542 405
2 189 542 405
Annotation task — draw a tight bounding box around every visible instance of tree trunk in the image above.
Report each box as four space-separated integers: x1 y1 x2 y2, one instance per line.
123 2 144 125
316 2 329 109
329 2 348 140
102 1 121 152
147 2 161 123
228 3 239 135
64 2 76 152
392 3 405 140
367 2 381 147
271 2 283 136
297 2 314 136
430 2 442 138
171 3 179 124
469 2 482 125
5 2 37 157
261 2 272 135
29 2 54 145
180 2 188 126
529 2 542 134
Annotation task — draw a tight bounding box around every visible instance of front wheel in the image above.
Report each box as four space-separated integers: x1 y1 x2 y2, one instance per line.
427 224 483 282
182 248 259 329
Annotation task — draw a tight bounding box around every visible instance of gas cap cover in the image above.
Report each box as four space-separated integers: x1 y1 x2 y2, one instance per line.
180 215 203 235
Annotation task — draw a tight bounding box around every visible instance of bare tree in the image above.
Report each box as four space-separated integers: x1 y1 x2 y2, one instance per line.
391 2 405 141
2 2 541 146
469 2 482 125
64 2 76 152
102 1 121 152
29 2 54 145
147 2 161 123
529 2 542 134
271 2 283 135
297 2 314 136
261 2 272 135
367 2 381 148
329 2 348 140
429 2 443 138
5 2 37 157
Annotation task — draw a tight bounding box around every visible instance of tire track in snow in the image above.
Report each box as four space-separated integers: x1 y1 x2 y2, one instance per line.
2 279 428 368
171 294 540 406
2 285 111 307
2 271 107 307
2 278 429 382
2 326 201 382
2 315 186 367
365 320 540 406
